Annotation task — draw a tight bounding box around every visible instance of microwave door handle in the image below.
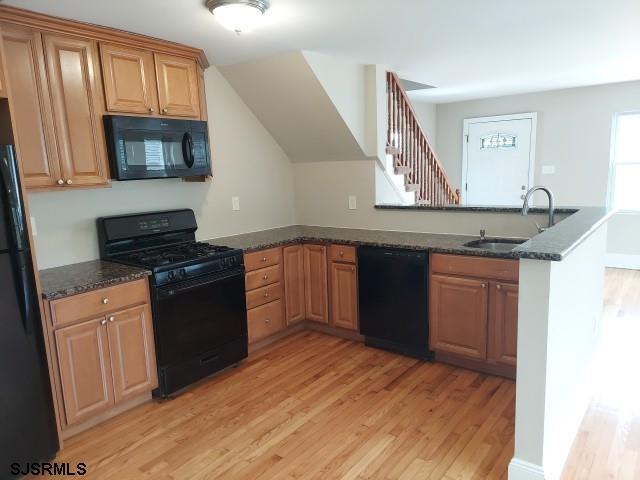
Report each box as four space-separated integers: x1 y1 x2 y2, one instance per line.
182 132 195 168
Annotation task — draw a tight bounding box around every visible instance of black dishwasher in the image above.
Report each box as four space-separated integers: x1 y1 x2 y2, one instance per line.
358 246 432 360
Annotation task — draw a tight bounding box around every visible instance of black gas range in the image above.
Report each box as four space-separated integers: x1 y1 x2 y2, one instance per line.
98 209 248 397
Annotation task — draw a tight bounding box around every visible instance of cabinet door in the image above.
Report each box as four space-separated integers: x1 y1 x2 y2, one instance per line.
43 33 110 187
303 244 329 324
55 319 114 426
155 53 200 118
100 43 159 115
106 304 158 403
330 262 358 331
1 24 61 188
489 282 518 367
429 274 489 360
283 245 306 325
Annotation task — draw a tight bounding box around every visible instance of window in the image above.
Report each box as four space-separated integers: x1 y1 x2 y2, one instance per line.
610 113 640 211
480 133 517 149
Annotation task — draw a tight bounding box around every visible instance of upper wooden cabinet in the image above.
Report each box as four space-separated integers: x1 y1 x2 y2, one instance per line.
303 244 329 324
1 24 61 189
100 43 158 115
43 33 110 188
155 53 200 118
283 245 306 325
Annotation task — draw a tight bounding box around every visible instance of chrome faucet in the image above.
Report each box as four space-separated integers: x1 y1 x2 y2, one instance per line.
522 186 555 233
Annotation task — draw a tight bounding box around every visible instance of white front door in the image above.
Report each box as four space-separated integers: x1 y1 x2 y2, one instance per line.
463 113 536 206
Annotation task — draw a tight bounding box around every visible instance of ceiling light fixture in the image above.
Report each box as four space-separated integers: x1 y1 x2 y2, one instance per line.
206 0 270 34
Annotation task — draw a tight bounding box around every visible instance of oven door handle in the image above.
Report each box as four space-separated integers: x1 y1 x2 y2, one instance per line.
156 268 244 299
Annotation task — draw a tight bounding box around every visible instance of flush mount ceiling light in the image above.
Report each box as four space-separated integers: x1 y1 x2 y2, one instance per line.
206 0 270 34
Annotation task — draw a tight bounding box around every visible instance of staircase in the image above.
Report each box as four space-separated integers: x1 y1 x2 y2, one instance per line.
386 72 460 205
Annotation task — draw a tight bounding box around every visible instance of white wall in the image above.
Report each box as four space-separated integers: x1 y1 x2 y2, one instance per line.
510 224 607 480
29 66 296 269
295 159 559 238
412 100 438 149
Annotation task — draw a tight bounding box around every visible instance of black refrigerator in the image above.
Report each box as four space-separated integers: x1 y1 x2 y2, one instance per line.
0 145 59 476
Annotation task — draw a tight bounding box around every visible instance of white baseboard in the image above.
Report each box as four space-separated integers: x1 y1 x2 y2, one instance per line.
508 458 546 480
605 253 640 270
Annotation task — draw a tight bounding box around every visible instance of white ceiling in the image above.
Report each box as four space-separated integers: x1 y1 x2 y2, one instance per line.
5 0 640 103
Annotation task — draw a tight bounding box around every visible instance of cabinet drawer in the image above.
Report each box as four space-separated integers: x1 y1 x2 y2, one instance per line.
246 282 282 310
50 279 148 328
245 264 281 291
329 244 357 263
244 247 282 272
431 253 519 282
248 300 284 343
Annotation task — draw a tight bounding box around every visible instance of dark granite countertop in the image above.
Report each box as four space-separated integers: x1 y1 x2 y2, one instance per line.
375 204 580 214
40 260 152 301
206 207 613 262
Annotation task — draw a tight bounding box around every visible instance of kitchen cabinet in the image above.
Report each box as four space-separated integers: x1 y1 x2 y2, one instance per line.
55 318 114 426
100 43 158 115
43 279 157 436
430 253 519 378
303 244 329 324
0 25 7 98
244 247 286 344
155 53 200 118
429 274 488 361
283 245 306 325
43 33 110 188
488 282 518 368
106 304 158 403
1 24 60 189
328 245 358 331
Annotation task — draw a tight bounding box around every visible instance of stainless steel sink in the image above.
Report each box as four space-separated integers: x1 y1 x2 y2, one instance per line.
464 238 527 252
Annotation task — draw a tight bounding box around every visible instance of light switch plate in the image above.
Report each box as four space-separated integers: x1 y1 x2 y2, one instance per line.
232 197 240 211
542 165 556 175
30 216 37 236
348 195 357 210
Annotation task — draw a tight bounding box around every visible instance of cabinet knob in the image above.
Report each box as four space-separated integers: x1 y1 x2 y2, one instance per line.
339 251 344 256
481 283 487 289
66 179 73 185
102 298 109 305
162 108 168 114
265 318 271 324
57 179 64 185
496 284 501 290
100 319 107 325
263 293 269 298
148 107 155 113
108 316 115 322
262 275 268 280
262 257 267 262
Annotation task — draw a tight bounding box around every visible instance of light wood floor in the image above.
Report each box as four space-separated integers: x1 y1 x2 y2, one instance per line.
51 268 640 480
54 332 515 479
562 268 640 479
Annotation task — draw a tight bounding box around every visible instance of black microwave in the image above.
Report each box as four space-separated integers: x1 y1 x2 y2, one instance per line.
104 115 212 180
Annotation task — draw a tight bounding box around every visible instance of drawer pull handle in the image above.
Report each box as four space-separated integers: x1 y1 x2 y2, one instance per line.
263 293 269 298
102 298 109 305
263 275 268 280
108 316 115 322
262 257 267 262
200 354 219 365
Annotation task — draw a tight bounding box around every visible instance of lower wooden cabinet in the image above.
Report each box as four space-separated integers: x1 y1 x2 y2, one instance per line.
329 262 358 331
283 245 306 325
44 279 157 436
429 254 519 378
55 318 114 426
247 299 285 343
303 244 329 324
430 274 489 361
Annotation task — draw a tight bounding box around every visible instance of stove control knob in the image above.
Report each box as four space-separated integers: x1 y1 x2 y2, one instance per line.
168 271 176 281
179 268 186 279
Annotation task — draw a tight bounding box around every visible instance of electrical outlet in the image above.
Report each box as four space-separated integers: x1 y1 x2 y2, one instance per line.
232 197 240 211
30 216 37 236
542 165 556 175
348 195 357 210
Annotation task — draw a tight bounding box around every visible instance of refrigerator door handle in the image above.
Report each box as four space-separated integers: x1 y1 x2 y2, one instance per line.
11 250 35 335
0 145 28 251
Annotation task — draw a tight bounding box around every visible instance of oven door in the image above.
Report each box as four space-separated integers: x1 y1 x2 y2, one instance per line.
104 115 211 180
153 268 247 369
